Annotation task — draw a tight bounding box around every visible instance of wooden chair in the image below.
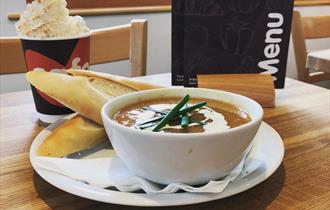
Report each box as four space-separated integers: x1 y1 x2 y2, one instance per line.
0 19 147 77
291 11 330 83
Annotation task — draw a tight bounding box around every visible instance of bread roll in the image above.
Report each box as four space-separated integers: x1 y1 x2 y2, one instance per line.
38 115 107 157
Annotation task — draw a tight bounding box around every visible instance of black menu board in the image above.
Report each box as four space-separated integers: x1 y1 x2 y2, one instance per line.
172 0 185 85
172 0 294 88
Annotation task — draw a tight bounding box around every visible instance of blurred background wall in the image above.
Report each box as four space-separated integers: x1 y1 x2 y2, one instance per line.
0 0 329 93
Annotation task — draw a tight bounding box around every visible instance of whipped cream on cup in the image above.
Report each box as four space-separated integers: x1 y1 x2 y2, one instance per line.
15 0 89 39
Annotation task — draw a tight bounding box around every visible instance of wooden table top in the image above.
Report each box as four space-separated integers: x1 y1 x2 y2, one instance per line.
1 73 329 210
307 49 330 73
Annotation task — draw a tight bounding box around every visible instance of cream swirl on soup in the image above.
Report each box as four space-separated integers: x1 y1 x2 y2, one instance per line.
112 98 251 134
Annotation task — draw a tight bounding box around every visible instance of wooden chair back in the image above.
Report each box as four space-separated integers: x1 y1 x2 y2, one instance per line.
291 11 330 83
0 19 147 77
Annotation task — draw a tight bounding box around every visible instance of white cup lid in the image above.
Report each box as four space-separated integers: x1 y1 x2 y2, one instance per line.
37 112 70 124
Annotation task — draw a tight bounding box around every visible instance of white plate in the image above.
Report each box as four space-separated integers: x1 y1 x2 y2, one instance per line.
30 121 284 207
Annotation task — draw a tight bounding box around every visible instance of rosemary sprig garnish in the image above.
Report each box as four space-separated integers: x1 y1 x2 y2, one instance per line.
152 94 190 132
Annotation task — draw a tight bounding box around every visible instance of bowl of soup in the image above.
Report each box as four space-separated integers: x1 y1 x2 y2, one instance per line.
101 88 263 185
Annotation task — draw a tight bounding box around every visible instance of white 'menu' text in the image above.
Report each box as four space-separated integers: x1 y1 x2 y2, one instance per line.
258 13 284 81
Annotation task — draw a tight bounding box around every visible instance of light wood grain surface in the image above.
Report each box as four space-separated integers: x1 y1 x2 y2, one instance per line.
197 74 275 108
90 19 147 76
129 20 148 77
0 37 27 74
7 0 330 20
7 6 171 20
291 11 330 83
1 73 330 210
1 20 147 76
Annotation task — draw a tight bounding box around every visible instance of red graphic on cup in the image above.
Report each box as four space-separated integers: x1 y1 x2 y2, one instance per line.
24 38 89 108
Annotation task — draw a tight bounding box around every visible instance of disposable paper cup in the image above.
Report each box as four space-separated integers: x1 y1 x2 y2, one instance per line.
20 33 90 123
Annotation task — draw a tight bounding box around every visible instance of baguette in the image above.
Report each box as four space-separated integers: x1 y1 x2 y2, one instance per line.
27 70 163 157
38 115 107 157
26 70 162 125
67 69 162 91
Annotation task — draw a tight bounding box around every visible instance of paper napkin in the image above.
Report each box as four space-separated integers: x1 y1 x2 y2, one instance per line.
32 152 262 194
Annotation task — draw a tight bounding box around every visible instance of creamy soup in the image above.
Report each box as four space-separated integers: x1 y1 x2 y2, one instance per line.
112 98 251 133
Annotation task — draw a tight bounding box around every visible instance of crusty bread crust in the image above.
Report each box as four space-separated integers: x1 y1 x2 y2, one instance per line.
26 71 110 124
26 70 164 157
38 115 107 157
67 69 163 90
26 70 163 125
